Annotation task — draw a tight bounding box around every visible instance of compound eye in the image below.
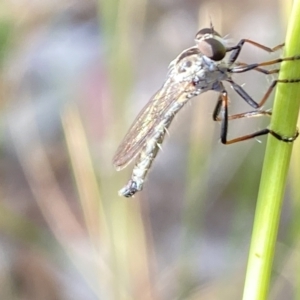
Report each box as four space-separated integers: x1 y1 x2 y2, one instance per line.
197 38 226 61
195 27 221 40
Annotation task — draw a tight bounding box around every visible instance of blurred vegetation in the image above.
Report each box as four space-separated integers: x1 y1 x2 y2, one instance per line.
0 0 298 299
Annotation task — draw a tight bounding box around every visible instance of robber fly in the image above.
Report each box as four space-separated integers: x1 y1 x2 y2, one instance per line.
113 26 300 197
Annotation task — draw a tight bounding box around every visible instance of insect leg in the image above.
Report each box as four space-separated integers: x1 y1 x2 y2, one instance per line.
230 55 300 73
212 94 223 121
227 79 260 108
226 39 284 65
227 77 300 109
213 94 272 122
216 91 228 144
221 128 298 144
214 91 298 144
234 62 279 75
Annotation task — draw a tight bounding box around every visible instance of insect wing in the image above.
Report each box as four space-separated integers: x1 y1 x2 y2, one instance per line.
113 79 192 170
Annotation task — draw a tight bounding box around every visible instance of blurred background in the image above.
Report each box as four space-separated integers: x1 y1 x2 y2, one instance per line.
0 0 299 299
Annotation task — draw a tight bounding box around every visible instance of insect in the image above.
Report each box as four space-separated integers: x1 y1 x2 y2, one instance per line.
113 26 300 197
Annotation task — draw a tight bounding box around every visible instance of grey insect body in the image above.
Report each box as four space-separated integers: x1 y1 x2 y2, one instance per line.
114 45 231 197
113 27 300 197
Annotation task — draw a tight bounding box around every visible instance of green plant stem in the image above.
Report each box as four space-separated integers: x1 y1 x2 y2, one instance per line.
242 1 300 299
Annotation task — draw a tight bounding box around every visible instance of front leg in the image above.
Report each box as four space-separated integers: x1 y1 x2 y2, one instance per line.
226 39 284 66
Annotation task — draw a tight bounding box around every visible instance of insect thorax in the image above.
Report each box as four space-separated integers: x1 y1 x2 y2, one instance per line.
170 51 229 93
